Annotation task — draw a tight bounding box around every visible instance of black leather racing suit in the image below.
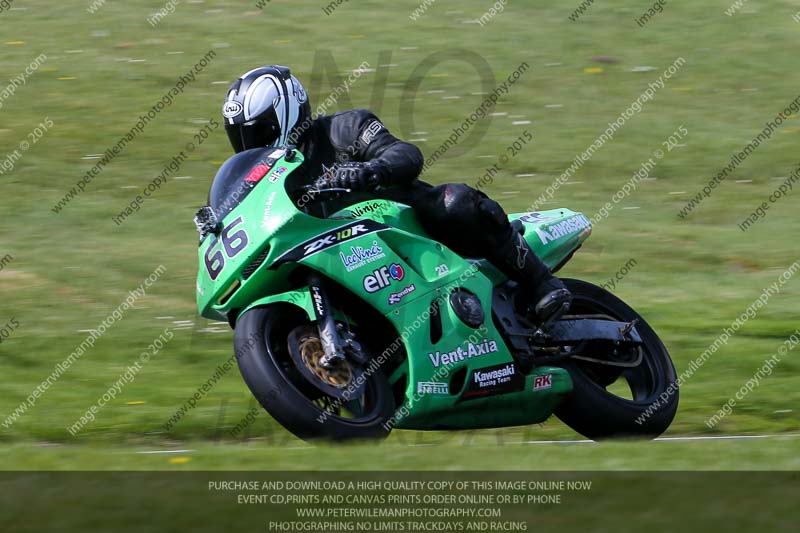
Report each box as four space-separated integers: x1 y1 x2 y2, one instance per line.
295 109 560 305
298 109 514 257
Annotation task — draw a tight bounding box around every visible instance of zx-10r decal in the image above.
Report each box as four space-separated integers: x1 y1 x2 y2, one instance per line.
272 219 390 267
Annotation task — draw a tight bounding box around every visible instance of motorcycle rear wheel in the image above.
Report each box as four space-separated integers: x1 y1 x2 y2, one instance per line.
553 279 679 439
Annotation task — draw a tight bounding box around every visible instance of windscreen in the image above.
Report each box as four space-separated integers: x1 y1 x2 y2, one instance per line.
208 147 285 220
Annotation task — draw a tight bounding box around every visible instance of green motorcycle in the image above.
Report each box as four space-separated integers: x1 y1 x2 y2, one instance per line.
195 146 678 441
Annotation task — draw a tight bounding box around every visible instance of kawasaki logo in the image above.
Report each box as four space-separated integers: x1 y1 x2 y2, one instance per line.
429 339 500 368
474 364 515 385
463 361 523 400
534 214 591 245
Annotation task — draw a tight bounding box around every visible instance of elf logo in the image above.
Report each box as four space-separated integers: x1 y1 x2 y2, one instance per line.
533 374 553 391
268 166 288 183
363 263 405 293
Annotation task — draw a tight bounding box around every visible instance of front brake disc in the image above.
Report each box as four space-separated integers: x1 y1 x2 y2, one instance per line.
287 325 366 400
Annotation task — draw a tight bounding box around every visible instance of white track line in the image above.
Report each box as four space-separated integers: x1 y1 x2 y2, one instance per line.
517 439 594 445
131 435 800 453
136 449 195 454
655 434 800 442
518 434 800 445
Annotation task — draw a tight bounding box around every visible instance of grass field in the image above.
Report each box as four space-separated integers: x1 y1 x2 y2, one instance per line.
1 0 799 470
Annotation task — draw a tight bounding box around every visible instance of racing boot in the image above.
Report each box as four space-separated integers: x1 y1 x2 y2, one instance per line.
493 230 572 326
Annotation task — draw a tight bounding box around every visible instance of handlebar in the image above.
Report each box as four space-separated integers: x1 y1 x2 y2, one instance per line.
300 184 352 195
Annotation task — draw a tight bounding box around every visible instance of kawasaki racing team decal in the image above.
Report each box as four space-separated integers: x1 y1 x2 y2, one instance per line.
462 362 524 401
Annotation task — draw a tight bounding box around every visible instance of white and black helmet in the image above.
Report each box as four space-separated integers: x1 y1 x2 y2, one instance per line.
222 65 311 153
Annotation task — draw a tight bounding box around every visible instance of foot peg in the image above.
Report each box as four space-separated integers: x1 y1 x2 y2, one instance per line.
534 288 572 328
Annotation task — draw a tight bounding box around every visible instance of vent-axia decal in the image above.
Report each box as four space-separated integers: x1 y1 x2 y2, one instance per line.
428 338 500 368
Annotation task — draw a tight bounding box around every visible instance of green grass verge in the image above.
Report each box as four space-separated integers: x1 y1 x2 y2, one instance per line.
0 0 799 469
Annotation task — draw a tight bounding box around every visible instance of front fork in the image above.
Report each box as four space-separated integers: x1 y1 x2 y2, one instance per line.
309 274 346 369
309 274 370 370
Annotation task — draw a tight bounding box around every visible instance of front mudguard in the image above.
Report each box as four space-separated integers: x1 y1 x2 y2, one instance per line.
236 289 316 326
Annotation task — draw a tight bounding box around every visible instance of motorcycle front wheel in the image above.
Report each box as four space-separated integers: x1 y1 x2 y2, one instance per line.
234 304 395 441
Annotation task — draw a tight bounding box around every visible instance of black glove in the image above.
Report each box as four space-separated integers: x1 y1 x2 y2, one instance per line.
331 161 383 191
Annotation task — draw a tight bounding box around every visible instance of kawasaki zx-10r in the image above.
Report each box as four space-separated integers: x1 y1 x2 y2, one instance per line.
194 146 678 441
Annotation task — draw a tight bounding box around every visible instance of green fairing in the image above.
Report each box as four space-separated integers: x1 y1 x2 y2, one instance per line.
197 150 592 430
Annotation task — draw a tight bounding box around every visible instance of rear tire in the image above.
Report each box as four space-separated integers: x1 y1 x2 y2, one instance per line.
234 305 395 441
554 279 678 439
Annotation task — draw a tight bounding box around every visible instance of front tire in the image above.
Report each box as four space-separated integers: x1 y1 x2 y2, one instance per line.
234 305 395 441
554 279 678 439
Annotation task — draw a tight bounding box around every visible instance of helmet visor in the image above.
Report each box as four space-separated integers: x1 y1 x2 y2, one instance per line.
224 107 281 152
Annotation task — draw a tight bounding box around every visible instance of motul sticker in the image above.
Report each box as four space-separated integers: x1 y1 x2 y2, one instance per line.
533 374 553 391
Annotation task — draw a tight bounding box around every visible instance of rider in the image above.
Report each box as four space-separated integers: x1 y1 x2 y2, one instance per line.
221 65 571 323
